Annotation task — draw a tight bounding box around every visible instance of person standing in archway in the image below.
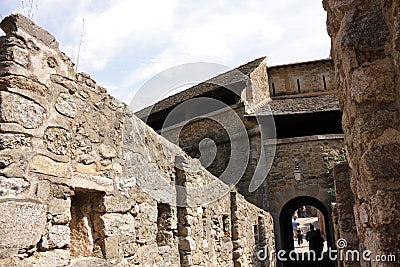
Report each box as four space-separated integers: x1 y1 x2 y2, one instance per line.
306 224 324 260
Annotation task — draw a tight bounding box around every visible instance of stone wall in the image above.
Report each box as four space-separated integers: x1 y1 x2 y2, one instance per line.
267 59 335 97
0 14 275 266
254 135 344 250
243 134 344 209
332 162 359 267
324 0 400 265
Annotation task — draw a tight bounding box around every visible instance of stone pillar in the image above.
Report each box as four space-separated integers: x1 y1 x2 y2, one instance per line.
230 191 242 267
324 1 400 265
175 156 195 267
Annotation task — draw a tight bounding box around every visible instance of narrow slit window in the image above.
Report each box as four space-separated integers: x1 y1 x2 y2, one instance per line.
271 82 276 97
297 79 301 93
253 224 259 249
323 75 327 90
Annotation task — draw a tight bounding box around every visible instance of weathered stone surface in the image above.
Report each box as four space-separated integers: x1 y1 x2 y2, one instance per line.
0 75 48 96
325 0 400 264
102 194 132 213
101 213 136 238
48 197 71 224
0 42 29 67
75 163 100 176
51 74 77 93
350 58 396 104
55 92 77 118
0 14 59 48
70 172 113 192
51 183 73 199
0 200 46 249
0 133 31 150
20 249 70 266
0 176 29 195
42 225 70 249
29 155 71 178
103 236 119 259
0 14 278 267
44 127 71 155
0 155 13 168
99 144 117 159
0 91 45 128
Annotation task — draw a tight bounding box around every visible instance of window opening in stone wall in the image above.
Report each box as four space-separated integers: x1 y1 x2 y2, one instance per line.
253 224 259 250
323 75 327 90
297 79 301 93
70 190 105 258
271 82 276 97
222 214 230 237
202 207 208 240
156 202 174 246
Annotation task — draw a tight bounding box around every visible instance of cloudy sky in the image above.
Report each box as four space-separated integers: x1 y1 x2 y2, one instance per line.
1 0 331 108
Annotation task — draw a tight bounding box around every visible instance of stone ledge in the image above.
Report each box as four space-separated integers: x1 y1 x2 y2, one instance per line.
0 14 58 49
264 134 344 145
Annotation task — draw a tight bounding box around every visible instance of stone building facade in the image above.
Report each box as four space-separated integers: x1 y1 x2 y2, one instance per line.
0 14 276 266
137 34 345 267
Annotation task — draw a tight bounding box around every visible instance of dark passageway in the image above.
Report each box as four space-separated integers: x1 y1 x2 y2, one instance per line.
278 196 335 267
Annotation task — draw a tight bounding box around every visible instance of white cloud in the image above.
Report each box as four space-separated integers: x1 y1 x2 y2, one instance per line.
1 0 331 106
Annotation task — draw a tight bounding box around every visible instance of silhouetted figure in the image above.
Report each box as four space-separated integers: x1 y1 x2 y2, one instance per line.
296 223 303 246
306 224 324 261
297 206 305 218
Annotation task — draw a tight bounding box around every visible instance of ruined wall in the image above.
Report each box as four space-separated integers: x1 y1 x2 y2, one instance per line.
324 0 400 265
0 14 275 266
267 60 335 97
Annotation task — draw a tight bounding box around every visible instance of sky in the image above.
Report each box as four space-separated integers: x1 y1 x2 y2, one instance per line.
0 0 331 109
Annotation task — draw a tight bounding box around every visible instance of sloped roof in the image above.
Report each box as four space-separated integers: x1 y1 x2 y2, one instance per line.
136 57 265 119
252 93 340 116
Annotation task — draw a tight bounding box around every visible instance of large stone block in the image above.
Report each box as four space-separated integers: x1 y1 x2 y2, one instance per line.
0 14 59 49
70 172 113 192
41 225 70 249
0 75 48 96
0 91 45 129
100 213 136 238
44 127 71 156
48 197 71 224
0 133 31 150
55 93 77 118
29 155 71 178
0 199 46 249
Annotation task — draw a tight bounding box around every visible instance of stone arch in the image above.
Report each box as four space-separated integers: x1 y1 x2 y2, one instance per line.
278 196 333 252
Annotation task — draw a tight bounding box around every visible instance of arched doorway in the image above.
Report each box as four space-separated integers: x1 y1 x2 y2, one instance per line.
279 196 333 254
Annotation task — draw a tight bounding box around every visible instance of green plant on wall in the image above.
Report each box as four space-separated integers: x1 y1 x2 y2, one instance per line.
324 150 347 202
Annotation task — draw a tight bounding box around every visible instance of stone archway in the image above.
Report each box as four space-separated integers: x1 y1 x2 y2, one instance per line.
279 196 333 253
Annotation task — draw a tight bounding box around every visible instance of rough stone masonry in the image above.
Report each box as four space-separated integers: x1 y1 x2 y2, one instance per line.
0 14 275 266
324 0 400 266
